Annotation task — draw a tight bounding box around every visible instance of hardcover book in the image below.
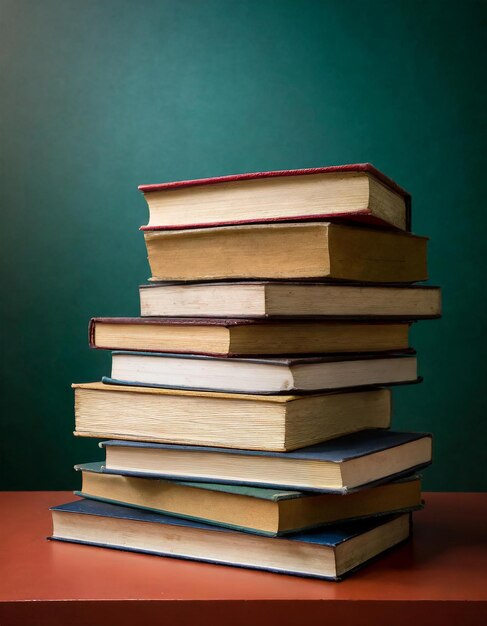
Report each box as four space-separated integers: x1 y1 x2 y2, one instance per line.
139 281 442 319
75 462 423 536
73 382 391 451
144 222 428 283
100 429 433 492
89 316 412 357
139 164 411 232
50 498 412 580
105 351 420 394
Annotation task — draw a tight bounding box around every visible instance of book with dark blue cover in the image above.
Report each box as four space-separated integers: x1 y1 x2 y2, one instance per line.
50 498 412 580
100 429 432 493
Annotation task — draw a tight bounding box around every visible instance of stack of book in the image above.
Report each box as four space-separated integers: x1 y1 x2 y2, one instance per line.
50 164 441 581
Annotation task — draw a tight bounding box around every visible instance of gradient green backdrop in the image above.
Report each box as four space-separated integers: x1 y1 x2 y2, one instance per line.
1 0 486 490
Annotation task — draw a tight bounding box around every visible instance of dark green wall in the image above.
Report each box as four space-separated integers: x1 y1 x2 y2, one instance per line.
1 0 486 490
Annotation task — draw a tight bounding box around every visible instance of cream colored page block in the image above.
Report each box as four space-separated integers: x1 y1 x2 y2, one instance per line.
106 446 344 490
75 388 286 449
52 512 336 577
284 389 391 449
291 357 417 390
341 438 432 489
265 284 440 317
72 381 294 401
140 283 440 317
94 323 230 353
140 284 267 317
228 322 409 354
367 175 406 229
145 223 331 281
278 479 420 531
82 472 277 533
111 354 293 393
328 224 428 283
335 514 409 576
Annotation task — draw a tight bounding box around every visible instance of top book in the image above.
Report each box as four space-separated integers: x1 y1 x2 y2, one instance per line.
139 164 411 232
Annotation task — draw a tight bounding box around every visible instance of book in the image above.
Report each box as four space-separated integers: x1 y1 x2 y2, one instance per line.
100 430 432 492
75 462 423 536
50 498 412 580
144 222 428 283
140 281 442 319
73 383 391 451
89 317 412 356
139 164 411 231
105 351 419 394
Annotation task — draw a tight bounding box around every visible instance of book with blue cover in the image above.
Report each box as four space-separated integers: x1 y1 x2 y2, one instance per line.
50 498 412 580
75 462 423 536
100 429 432 493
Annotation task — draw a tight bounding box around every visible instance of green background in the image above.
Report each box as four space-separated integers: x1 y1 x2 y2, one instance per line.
1 0 485 490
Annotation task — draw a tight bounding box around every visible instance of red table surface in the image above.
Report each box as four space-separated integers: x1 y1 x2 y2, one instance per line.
0 491 486 626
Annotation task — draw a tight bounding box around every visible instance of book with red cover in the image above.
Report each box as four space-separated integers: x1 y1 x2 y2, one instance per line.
139 164 412 232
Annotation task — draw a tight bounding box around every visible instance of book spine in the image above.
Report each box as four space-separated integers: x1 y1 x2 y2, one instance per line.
88 318 96 348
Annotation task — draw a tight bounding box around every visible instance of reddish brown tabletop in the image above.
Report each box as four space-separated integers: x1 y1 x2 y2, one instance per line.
0 492 486 626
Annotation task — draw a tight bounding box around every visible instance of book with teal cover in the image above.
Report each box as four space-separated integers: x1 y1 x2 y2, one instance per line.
74 462 422 536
